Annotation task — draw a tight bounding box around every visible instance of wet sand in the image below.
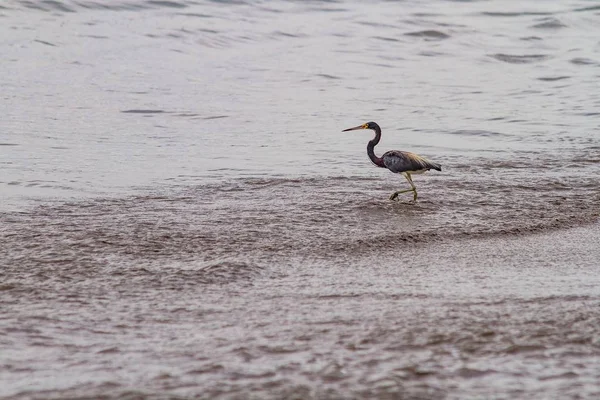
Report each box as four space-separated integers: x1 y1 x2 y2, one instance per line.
2 180 599 399
2 226 600 399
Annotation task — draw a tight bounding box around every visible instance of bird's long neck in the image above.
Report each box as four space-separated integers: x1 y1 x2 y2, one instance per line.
367 126 385 168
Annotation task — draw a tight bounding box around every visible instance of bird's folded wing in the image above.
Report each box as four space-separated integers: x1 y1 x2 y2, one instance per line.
382 151 439 173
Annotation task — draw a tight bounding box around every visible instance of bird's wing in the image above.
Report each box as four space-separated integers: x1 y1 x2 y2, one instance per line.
382 150 442 173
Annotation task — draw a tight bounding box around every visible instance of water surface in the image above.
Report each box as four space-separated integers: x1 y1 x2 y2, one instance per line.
1 0 600 398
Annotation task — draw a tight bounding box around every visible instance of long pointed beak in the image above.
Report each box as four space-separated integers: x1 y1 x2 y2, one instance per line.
342 124 366 132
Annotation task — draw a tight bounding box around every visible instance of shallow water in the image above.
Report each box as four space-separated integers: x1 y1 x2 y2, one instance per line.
1 0 600 398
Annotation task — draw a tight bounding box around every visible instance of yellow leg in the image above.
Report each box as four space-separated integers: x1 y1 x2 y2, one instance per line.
405 173 418 202
389 173 417 202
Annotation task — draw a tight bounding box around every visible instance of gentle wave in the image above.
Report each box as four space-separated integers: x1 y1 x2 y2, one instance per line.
531 17 567 29
3 168 598 275
490 53 551 64
404 30 450 40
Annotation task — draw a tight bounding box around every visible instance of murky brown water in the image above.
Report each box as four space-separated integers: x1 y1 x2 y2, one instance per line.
2 0 600 398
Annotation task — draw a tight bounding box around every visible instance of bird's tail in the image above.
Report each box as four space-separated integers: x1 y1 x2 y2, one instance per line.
427 161 442 171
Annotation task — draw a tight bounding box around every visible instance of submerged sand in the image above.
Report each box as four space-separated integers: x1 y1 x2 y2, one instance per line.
1 182 599 399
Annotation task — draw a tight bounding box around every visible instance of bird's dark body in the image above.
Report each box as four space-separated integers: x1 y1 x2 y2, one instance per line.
343 121 441 201
381 150 442 174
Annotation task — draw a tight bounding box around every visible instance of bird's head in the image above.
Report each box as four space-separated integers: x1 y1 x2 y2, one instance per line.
342 121 380 132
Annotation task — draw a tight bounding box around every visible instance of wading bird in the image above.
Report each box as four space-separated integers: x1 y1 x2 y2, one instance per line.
343 122 441 202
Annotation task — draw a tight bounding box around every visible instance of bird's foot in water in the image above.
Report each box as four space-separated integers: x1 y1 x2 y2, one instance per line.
389 189 415 202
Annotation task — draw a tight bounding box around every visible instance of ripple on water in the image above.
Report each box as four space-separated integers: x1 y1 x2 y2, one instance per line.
447 129 509 138
194 260 265 284
490 53 551 64
570 57 598 65
121 109 167 114
537 76 571 82
146 0 188 8
531 17 567 29
480 11 554 17
404 30 450 40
